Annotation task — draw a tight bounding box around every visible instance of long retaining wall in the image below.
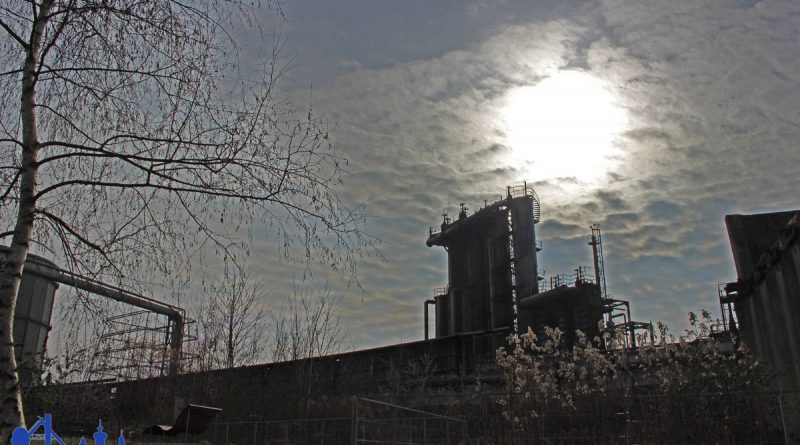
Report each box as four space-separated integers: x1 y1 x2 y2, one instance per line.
25 330 507 435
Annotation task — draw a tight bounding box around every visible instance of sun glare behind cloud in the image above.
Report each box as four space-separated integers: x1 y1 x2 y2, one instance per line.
500 70 628 185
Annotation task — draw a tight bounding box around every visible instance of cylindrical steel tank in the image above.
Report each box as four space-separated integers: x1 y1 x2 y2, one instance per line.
0 246 59 380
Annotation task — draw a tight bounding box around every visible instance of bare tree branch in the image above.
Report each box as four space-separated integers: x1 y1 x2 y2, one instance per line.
0 17 27 48
0 0 374 435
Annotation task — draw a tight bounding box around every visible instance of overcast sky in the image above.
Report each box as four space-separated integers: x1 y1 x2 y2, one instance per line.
223 0 800 350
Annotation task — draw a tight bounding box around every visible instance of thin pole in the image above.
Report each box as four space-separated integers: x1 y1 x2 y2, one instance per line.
351 395 359 445
422 415 427 445
184 407 191 445
778 391 790 445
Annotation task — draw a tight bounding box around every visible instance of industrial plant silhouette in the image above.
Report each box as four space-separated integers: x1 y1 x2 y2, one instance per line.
10 183 800 442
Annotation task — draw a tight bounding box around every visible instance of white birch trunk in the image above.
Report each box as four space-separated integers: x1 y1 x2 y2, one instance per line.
0 1 53 441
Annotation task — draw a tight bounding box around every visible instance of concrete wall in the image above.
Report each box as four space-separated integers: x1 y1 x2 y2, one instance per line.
26 330 508 434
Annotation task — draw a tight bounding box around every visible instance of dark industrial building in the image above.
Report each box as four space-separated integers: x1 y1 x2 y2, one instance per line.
426 183 541 337
426 183 643 348
722 210 800 392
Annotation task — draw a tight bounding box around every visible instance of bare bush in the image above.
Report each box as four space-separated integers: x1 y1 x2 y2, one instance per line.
495 310 766 437
188 265 267 371
271 284 352 363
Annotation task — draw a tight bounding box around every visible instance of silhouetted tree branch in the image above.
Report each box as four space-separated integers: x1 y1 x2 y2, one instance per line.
0 0 371 437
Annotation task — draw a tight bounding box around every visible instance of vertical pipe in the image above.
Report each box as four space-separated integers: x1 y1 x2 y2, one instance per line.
424 299 435 340
168 315 184 375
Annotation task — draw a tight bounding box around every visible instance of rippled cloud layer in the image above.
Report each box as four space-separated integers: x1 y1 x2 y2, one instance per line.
248 0 800 348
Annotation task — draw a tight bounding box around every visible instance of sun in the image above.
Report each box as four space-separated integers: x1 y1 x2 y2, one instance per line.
499 71 628 183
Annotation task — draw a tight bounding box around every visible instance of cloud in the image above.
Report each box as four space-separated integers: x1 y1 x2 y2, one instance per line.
466 0 508 17
262 0 800 346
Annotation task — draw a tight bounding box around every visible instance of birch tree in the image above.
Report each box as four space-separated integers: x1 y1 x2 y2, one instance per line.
0 1 370 437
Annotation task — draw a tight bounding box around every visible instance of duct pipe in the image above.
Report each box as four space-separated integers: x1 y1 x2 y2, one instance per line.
21 261 184 375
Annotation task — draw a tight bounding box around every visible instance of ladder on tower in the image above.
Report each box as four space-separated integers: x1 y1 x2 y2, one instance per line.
588 224 608 299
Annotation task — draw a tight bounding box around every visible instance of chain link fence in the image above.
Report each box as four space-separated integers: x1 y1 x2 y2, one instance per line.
186 397 467 445
140 390 797 444
352 397 467 445
457 390 799 444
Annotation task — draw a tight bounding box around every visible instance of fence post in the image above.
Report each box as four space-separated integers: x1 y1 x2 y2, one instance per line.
778 391 790 445
623 392 630 445
351 395 359 445
422 415 427 445
253 421 258 445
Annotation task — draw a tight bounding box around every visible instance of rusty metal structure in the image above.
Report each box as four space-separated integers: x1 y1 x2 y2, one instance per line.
90 310 197 380
587 225 653 349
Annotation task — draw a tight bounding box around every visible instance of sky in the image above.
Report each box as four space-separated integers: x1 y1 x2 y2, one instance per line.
232 0 800 350
38 0 797 357
223 0 800 351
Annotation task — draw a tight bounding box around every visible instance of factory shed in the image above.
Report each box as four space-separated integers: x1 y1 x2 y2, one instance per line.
724 210 800 392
